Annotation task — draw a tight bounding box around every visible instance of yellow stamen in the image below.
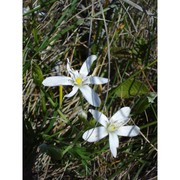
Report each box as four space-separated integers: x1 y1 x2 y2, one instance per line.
75 77 82 85
107 123 118 132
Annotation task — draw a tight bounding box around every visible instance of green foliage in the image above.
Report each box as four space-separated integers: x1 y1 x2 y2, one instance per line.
132 92 157 114
32 63 44 86
39 143 62 160
114 79 149 98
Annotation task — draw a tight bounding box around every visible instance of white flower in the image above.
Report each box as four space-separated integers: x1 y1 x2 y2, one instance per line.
82 107 140 157
42 55 108 107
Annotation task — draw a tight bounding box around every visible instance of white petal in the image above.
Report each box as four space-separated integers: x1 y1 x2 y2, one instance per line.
86 76 109 85
66 58 74 77
116 126 140 137
42 76 72 86
89 109 109 127
79 85 101 107
80 55 97 76
67 58 71 72
72 70 80 79
67 58 71 71
64 86 78 98
109 133 119 158
110 107 131 124
82 127 108 142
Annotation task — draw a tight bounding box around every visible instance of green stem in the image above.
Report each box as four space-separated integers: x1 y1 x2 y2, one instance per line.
59 85 63 109
79 90 84 110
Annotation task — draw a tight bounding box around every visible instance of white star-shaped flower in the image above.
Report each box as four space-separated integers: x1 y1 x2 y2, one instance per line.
82 107 140 157
42 55 108 107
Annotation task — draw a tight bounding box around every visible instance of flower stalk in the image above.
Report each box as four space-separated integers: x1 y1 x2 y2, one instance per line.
59 85 63 109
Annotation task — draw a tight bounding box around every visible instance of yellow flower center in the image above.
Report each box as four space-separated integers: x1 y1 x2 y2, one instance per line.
107 123 118 132
75 77 82 85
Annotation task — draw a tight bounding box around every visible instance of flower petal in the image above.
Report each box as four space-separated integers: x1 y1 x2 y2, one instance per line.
80 55 97 76
67 58 71 71
79 85 101 107
109 133 119 158
116 125 140 137
110 107 131 124
67 58 74 77
64 86 78 98
89 109 109 127
42 76 72 86
86 76 109 85
82 127 108 142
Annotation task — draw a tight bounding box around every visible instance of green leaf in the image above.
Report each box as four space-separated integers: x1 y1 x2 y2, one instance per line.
70 145 90 160
132 95 150 114
32 63 43 86
132 92 157 114
114 79 149 98
44 111 58 134
39 143 62 160
32 28 39 45
40 89 46 113
62 144 74 157
147 92 157 103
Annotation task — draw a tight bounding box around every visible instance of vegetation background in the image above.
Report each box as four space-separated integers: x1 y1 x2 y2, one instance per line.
23 0 157 179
